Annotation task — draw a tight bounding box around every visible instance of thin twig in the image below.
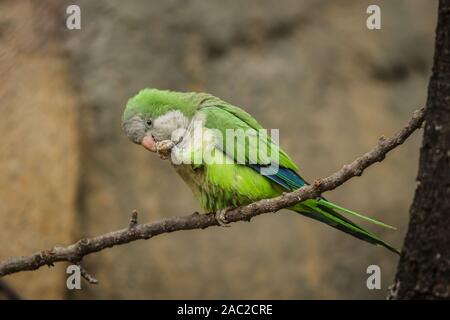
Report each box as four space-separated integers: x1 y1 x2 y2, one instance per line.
78 264 98 285
129 210 139 229
0 108 425 279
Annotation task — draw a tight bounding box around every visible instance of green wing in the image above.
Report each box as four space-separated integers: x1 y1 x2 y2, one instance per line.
199 104 299 171
198 103 310 191
197 103 399 254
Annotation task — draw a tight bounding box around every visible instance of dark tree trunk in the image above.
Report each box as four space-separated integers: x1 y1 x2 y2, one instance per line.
390 0 450 299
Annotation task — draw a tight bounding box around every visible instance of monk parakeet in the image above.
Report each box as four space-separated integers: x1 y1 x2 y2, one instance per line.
122 88 399 254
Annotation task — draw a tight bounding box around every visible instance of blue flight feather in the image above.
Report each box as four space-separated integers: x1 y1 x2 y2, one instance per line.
248 164 306 191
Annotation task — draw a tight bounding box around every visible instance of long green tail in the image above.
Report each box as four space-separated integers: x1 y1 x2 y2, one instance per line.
291 199 400 254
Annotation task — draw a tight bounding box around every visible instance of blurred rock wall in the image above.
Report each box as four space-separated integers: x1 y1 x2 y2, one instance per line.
0 0 437 299
0 1 79 299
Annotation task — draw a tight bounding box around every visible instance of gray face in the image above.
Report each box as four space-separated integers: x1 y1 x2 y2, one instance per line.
122 110 190 145
122 115 148 144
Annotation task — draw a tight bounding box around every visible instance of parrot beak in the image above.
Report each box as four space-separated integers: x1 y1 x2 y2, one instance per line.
141 134 157 152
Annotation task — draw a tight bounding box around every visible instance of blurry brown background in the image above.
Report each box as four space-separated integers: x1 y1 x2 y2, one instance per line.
0 0 437 299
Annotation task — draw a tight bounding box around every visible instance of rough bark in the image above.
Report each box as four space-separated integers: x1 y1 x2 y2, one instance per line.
390 0 450 300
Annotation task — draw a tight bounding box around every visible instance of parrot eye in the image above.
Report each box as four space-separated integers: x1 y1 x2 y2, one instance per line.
146 119 153 127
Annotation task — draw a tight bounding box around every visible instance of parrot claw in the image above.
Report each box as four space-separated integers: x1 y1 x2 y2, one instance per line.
215 209 230 227
156 140 175 160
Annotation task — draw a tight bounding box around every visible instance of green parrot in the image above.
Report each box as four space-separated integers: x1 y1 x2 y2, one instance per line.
122 88 399 254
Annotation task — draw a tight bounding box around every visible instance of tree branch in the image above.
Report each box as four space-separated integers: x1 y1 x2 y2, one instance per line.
0 108 425 279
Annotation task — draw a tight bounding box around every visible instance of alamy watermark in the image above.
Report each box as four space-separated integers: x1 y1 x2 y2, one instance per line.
366 5 381 30
168 122 281 176
66 5 81 30
66 265 81 290
366 265 381 290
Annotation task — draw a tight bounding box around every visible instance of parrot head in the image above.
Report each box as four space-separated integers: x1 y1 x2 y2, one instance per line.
122 88 199 152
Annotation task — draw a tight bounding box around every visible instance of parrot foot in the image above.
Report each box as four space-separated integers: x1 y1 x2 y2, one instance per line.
156 140 175 160
215 208 231 227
